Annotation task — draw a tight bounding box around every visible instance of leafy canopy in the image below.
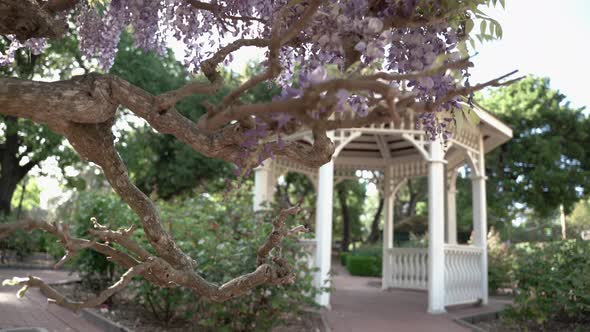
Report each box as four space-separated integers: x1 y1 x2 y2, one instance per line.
478 77 590 219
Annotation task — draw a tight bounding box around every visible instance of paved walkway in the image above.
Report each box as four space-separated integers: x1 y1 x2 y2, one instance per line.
0 268 102 332
323 263 509 332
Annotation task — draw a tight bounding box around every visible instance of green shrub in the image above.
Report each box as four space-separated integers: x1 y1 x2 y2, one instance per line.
487 228 514 294
346 256 380 277
0 214 48 262
352 243 382 257
339 252 349 266
60 191 139 293
505 240 590 327
344 243 382 277
140 189 320 330
60 186 321 331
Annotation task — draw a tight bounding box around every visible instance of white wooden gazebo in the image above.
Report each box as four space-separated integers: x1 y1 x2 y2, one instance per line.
253 106 512 313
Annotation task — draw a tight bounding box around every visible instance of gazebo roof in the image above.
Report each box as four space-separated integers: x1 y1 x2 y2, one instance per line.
274 105 512 183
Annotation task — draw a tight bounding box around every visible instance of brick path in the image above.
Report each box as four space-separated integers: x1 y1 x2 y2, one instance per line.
323 263 509 332
0 268 102 332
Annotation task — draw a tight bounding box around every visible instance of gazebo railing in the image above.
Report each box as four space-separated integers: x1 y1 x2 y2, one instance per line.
444 244 484 306
385 245 484 306
387 248 428 290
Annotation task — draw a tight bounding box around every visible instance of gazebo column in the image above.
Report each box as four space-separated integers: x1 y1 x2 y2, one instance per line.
446 171 458 244
472 136 489 304
381 167 395 290
253 159 274 211
314 158 334 307
428 139 446 314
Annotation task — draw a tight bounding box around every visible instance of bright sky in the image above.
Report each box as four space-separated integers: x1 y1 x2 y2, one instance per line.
469 0 590 111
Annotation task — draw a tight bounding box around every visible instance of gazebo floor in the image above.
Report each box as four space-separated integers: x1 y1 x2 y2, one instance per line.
322 262 510 332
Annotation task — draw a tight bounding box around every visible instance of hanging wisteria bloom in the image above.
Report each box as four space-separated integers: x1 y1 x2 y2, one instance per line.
0 0 512 172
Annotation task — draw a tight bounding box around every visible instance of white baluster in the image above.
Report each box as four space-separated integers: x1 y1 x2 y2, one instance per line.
446 249 452 305
392 251 398 287
408 252 418 288
449 249 454 305
421 251 427 289
402 253 407 287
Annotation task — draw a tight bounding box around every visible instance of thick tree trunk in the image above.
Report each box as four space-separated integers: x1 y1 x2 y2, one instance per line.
0 117 37 216
337 185 351 252
367 197 384 243
15 177 28 219
0 177 19 216
0 118 24 215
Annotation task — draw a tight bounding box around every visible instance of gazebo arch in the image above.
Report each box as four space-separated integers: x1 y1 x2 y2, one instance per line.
252 106 512 313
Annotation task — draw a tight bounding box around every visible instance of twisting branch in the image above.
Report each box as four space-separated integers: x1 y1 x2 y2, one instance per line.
219 0 323 108
257 206 307 266
0 205 312 307
3 261 152 312
187 0 265 23
414 70 524 112
0 218 140 270
88 217 151 262
362 57 473 82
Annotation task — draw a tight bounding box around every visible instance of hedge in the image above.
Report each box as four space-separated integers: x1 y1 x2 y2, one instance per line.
345 255 380 277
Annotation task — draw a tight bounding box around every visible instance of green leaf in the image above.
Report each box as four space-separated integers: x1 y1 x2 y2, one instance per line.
324 63 343 79
465 19 475 34
345 61 362 75
480 20 487 36
496 24 503 39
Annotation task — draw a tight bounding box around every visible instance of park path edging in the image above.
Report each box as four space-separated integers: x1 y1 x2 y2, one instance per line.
453 310 502 332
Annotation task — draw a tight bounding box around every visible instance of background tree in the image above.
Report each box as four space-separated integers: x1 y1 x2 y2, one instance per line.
366 193 384 244
0 33 87 215
112 34 232 199
334 180 366 251
475 77 589 239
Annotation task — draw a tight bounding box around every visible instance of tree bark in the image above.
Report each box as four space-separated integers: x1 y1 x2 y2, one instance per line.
15 177 28 219
0 117 36 216
367 196 384 244
337 184 351 252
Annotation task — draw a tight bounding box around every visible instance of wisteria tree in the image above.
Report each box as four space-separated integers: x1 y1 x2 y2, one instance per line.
0 0 517 310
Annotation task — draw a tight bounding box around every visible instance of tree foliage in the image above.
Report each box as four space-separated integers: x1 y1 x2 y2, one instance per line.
112 34 232 199
0 34 84 214
478 77 590 223
334 179 366 251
